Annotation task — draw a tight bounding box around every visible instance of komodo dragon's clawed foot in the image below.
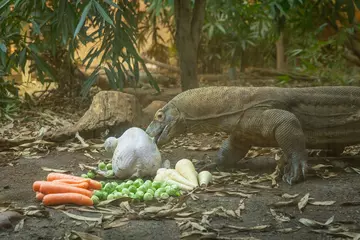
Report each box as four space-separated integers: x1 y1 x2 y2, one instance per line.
282 153 308 185
216 137 250 169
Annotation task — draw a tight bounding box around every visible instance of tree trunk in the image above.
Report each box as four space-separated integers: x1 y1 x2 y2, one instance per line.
174 0 206 91
276 31 286 70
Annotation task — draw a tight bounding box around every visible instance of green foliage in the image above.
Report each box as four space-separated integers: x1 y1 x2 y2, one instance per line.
0 75 19 120
138 0 175 63
0 0 159 101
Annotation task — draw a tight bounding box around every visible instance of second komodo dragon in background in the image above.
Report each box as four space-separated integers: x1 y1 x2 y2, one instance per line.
145 86 360 185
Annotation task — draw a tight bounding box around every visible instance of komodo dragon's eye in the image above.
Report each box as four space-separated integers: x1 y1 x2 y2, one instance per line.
154 111 165 122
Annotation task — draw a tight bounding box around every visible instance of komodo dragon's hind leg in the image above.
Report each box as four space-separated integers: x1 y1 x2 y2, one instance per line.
216 135 251 168
260 109 309 185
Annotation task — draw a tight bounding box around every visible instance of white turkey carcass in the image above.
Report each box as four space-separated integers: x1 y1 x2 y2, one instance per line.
104 127 163 179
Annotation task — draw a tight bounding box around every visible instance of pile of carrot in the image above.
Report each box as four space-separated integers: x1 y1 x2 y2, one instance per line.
33 173 102 206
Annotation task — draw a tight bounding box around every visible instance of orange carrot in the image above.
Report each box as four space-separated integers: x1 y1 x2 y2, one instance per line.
33 181 48 192
52 179 90 184
57 181 89 189
39 182 93 198
47 173 102 190
36 192 45 201
42 193 93 206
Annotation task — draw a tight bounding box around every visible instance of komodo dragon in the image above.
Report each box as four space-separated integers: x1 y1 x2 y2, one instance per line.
145 86 360 185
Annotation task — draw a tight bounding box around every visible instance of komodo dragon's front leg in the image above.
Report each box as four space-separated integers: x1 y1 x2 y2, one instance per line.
258 109 308 184
217 135 251 168
216 109 309 185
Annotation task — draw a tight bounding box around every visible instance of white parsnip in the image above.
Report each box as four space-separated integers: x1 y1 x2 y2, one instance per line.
198 171 213 187
165 169 197 188
153 169 196 191
156 168 167 175
165 179 194 191
175 159 199 186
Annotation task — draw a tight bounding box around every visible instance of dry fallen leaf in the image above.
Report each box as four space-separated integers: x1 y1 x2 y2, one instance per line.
14 218 24 232
299 215 334 227
309 201 336 206
351 167 360 175
71 231 103 240
276 227 301 233
61 211 102 224
298 193 310 212
269 208 290 223
311 229 360 239
188 221 207 232
156 207 187 218
225 224 272 232
281 193 299 199
269 200 297 208
235 199 245 217
23 206 49 218
119 201 136 214
84 152 95 160
200 215 211 227
311 164 333 171
97 197 132 207
214 191 252 198
139 205 173 216
176 212 196 217
103 218 129 229
41 167 69 173
180 230 217 239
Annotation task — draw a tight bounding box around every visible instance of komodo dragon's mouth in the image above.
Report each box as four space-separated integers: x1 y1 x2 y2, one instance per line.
153 124 170 146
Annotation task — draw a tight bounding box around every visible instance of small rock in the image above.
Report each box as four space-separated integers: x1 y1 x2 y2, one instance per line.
0 211 24 231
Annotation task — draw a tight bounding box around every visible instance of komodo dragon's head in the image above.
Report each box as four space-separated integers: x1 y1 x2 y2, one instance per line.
145 103 185 147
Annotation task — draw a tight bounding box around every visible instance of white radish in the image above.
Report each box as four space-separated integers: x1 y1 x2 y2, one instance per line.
154 169 196 188
198 171 213 187
165 169 197 188
153 171 167 182
175 159 199 186
156 168 167 175
165 179 194 191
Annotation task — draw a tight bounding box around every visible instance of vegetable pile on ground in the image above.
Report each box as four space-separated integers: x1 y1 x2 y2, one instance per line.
32 159 212 207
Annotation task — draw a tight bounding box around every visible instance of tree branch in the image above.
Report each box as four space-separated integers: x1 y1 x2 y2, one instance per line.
190 0 206 48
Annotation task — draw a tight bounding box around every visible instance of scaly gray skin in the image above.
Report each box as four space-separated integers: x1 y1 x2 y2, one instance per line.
145 86 360 185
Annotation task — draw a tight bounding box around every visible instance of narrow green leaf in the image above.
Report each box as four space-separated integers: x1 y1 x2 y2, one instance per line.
0 43 6 53
74 1 92 38
215 22 226 34
18 48 26 72
0 0 10 9
208 25 214 39
93 1 114 26
30 20 41 35
355 0 360 10
28 43 42 54
81 68 99 96
104 0 120 9
0 50 6 67
30 52 56 80
104 67 117 89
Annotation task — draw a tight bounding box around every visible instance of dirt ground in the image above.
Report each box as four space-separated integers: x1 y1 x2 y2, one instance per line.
1 132 360 240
